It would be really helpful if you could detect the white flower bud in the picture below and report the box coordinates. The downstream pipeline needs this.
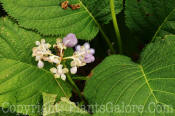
[84,42,90,49]
[41,39,45,44]
[54,74,60,79]
[50,68,57,73]
[35,41,40,45]
[50,65,68,81]
[70,67,77,74]
[38,60,44,68]
[61,74,66,81]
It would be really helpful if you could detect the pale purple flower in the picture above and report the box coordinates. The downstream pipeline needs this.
[84,53,95,63]
[74,42,95,64]
[84,42,90,49]
[89,48,95,55]
[63,33,78,47]
[75,45,81,51]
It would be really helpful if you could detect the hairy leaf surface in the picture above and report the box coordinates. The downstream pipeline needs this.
[84,35,175,115]
[0,18,71,115]
[0,0,123,40]
[43,93,90,116]
[152,9,175,40]
[125,0,175,37]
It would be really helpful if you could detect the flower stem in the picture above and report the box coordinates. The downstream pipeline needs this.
[110,0,122,53]
[66,73,85,102]
[72,76,89,80]
[63,63,85,103]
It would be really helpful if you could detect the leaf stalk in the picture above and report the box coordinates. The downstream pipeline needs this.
[110,0,123,53]
[79,1,116,54]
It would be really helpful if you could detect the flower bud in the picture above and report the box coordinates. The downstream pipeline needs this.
[61,74,66,81]
[84,42,90,49]
[84,54,95,63]
[70,67,77,74]
[63,33,78,47]
[75,45,81,51]
[38,60,44,68]
[89,48,95,55]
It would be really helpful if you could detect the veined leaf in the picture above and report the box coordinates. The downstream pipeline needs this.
[43,93,90,116]
[0,0,123,40]
[152,9,175,41]
[0,17,72,115]
[84,35,175,115]
[125,0,175,36]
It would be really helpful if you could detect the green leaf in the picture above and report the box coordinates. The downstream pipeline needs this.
[0,0,123,40]
[84,35,175,115]
[0,108,16,116]
[0,17,72,115]
[93,112,111,116]
[152,9,175,41]
[43,92,90,116]
[125,0,175,36]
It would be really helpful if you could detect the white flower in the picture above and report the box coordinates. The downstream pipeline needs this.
[32,35,95,79]
[54,38,66,49]
[53,38,67,57]
[70,67,77,74]
[50,64,69,81]
[37,60,44,68]
[70,56,86,67]
[32,39,52,62]
[47,55,61,64]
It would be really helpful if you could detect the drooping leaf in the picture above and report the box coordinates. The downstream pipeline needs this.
[0,0,123,40]
[0,17,72,115]
[84,35,175,116]
[43,93,90,116]
[125,0,175,37]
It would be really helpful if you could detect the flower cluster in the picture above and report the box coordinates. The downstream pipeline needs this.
[32,33,95,81]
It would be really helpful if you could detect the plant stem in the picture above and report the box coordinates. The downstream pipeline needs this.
[79,1,116,54]
[110,0,122,53]
[63,63,85,103]
[72,76,89,80]
[66,73,85,102]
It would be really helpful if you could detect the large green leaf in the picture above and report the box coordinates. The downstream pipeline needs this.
[43,93,90,116]
[0,0,123,40]
[0,17,72,115]
[84,35,175,116]
[152,9,175,41]
[125,0,175,36]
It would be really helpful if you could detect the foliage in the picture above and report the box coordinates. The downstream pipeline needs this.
[0,0,175,116]
[43,92,90,116]
[84,35,175,115]
[125,0,175,37]
[0,0,123,40]
[0,18,71,115]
